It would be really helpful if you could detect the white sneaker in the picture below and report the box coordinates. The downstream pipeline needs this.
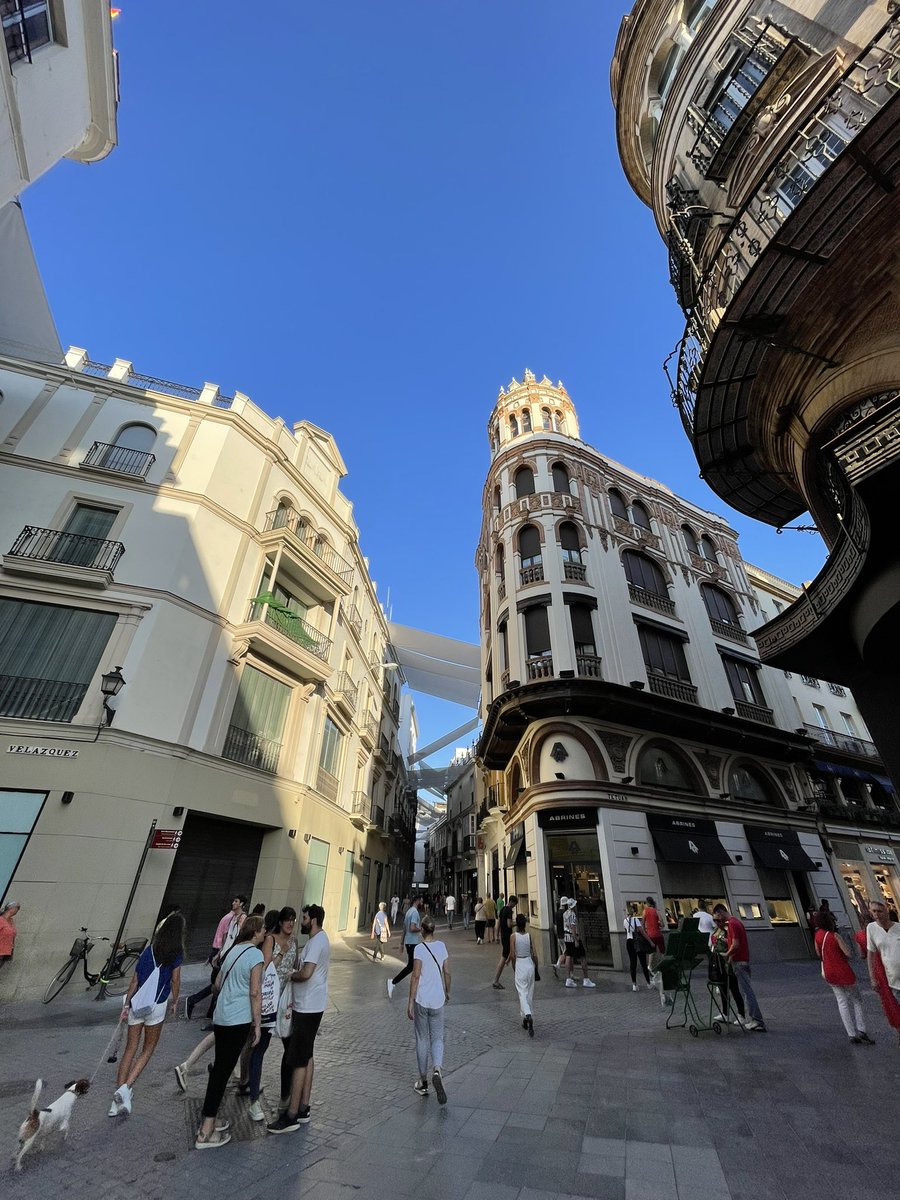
[632,984,638,992]
[386,979,394,1000]
[115,1084,132,1115]
[248,1101,265,1122]
[108,1098,119,1117]
[582,979,596,988]
[565,978,577,988]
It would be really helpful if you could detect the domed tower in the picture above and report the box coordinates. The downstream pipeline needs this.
[477,371,598,711]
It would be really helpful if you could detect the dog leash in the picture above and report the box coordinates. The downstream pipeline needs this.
[89,1014,126,1084]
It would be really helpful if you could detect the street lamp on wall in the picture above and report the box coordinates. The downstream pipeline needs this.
[100,667,126,726]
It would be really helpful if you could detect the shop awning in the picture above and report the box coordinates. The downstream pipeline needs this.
[744,826,817,871]
[504,835,525,869]
[648,814,731,865]
[812,760,896,792]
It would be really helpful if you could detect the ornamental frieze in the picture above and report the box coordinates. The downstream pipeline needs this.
[597,731,633,775]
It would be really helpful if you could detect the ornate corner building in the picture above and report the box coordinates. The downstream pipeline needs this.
[612,1,900,786]
[475,371,900,971]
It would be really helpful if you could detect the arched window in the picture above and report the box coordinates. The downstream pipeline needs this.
[514,466,535,498]
[541,408,552,431]
[684,0,716,33]
[623,550,667,597]
[682,524,700,556]
[729,763,777,806]
[631,500,652,531]
[702,584,740,626]
[519,525,542,569]
[559,522,582,563]
[655,43,684,103]
[556,411,566,434]
[700,534,718,563]
[522,409,532,433]
[551,462,570,493]
[552,410,563,432]
[637,742,697,791]
[99,423,157,475]
[609,489,628,521]
[509,760,523,801]
[493,486,501,512]
[495,543,505,577]
[509,415,519,438]
[272,499,295,529]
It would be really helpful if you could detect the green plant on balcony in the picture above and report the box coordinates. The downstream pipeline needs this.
[250,592,318,652]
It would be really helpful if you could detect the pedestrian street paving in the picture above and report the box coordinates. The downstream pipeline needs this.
[2,924,899,1200]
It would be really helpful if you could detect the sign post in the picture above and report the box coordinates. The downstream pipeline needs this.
[96,819,157,1001]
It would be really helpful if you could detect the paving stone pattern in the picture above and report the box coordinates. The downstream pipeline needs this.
[2,928,899,1199]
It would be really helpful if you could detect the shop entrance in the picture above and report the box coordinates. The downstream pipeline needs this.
[547,834,612,966]
[158,813,265,959]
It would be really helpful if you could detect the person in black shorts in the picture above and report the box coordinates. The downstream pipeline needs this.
[492,895,518,989]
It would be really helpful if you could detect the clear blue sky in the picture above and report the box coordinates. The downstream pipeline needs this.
[23,2,826,756]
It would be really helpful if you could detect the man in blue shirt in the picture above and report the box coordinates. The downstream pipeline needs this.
[387,896,423,999]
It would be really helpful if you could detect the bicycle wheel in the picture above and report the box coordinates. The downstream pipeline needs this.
[104,953,140,997]
[43,957,78,1004]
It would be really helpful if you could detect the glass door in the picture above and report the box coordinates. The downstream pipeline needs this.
[548,834,612,966]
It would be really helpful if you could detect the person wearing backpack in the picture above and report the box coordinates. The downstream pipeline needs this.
[109,912,185,1117]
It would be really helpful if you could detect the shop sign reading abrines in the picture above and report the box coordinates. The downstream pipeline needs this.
[7,744,79,758]
[537,808,599,830]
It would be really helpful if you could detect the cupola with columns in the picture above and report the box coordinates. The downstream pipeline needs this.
[487,370,580,457]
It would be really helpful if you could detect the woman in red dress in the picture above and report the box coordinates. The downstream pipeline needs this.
[815,911,873,1044]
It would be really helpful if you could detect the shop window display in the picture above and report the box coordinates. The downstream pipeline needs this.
[757,866,799,924]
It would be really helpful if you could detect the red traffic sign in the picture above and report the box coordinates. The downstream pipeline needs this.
[151,828,182,850]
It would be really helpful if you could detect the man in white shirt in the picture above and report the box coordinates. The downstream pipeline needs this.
[267,903,330,1135]
[445,893,456,929]
[390,895,400,924]
[692,899,716,936]
[867,900,900,999]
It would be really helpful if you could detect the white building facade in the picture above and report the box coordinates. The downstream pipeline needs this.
[475,372,900,971]
[1,0,117,205]
[0,346,415,999]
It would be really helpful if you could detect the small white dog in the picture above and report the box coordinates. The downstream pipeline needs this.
[15,1078,90,1170]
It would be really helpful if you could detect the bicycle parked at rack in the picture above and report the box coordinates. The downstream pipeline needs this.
[42,927,148,1004]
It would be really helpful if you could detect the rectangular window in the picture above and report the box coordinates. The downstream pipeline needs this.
[638,625,690,682]
[305,836,329,907]
[813,704,829,729]
[319,715,342,777]
[840,712,859,737]
[523,606,551,658]
[569,604,596,656]
[723,657,764,705]
[3,0,53,66]
[223,665,291,772]
[0,789,47,900]
[0,599,116,721]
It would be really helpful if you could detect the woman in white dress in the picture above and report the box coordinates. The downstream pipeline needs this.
[509,914,538,1036]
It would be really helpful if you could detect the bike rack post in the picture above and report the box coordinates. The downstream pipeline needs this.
[96,820,157,1001]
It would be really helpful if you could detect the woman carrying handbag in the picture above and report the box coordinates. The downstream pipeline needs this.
[370,902,391,961]
[509,914,539,1036]
[816,910,873,1045]
[624,904,653,992]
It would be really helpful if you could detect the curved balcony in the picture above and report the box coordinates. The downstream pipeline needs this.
[668,13,900,524]
[261,510,353,600]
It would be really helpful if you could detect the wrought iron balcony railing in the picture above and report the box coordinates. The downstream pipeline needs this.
[334,671,358,710]
[804,724,880,761]
[264,510,353,583]
[735,699,775,726]
[222,725,281,773]
[8,526,125,573]
[81,442,155,478]
[708,616,748,644]
[670,13,900,436]
[351,791,373,822]
[80,360,232,406]
[345,601,363,639]
[0,674,88,722]
[249,602,332,661]
[647,673,698,705]
[628,583,676,617]
[827,682,846,697]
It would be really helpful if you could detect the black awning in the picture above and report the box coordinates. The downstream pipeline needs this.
[504,836,525,869]
[744,826,817,871]
[651,830,732,866]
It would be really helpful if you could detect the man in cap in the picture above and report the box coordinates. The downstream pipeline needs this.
[563,897,595,989]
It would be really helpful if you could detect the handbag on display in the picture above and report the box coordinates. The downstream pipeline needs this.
[275,974,293,1038]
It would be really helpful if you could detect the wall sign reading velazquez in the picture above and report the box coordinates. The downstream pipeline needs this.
[7,745,80,758]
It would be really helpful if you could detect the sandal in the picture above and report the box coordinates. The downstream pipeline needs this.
[195,1130,231,1150]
